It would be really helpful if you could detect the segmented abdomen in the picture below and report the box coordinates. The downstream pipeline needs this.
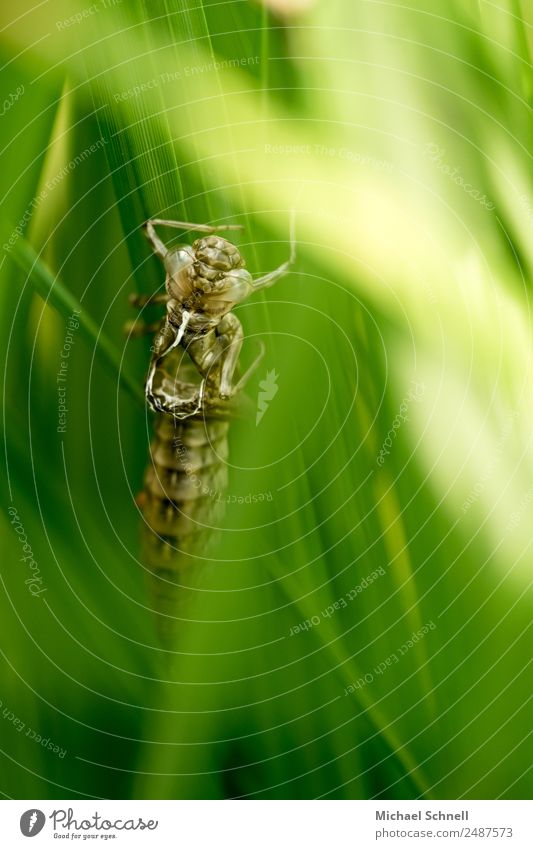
[140,409,230,641]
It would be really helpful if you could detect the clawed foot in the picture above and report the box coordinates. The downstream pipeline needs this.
[219,385,234,401]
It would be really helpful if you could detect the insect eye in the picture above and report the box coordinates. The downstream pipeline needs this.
[164,246,195,276]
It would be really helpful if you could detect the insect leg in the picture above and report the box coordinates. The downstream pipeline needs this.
[232,340,266,393]
[145,319,180,410]
[145,312,192,412]
[143,220,169,261]
[148,218,244,234]
[252,213,296,291]
[128,292,168,308]
[252,259,292,291]
[216,312,244,399]
[124,319,162,338]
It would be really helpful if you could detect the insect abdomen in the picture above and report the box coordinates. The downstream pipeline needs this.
[140,411,230,638]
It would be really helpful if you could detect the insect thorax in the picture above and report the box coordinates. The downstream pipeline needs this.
[164,235,251,325]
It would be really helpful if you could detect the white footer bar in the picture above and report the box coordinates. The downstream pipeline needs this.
[0,799,530,848]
